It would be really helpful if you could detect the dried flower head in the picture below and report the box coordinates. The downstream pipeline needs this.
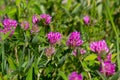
[45,47,55,57]
[21,21,29,30]
[31,25,40,33]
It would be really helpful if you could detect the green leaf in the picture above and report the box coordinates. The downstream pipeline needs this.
[111,53,117,62]
[16,0,21,6]
[96,70,107,80]
[40,5,46,13]
[32,35,40,44]
[7,57,16,70]
[25,56,34,73]
[97,0,102,17]
[62,7,71,17]
[8,8,17,16]
[110,71,120,80]
[111,53,117,60]
[84,54,97,61]
[80,61,90,71]
[26,66,33,80]
[72,3,81,14]
[63,0,72,10]
[58,71,68,80]
[1,31,10,40]
[58,55,66,67]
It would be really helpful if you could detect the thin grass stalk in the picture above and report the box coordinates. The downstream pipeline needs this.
[1,41,5,75]
[104,0,120,70]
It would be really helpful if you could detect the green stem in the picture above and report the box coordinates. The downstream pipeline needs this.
[1,41,5,75]
[104,0,120,70]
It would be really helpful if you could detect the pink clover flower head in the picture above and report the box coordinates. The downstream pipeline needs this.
[32,15,39,24]
[83,15,90,25]
[2,18,17,28]
[68,71,83,80]
[40,14,52,24]
[2,18,17,36]
[21,21,29,30]
[90,40,109,54]
[67,31,83,47]
[100,61,116,76]
[47,32,62,45]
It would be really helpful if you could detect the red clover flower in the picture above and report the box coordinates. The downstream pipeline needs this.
[83,15,90,25]
[100,61,116,76]
[3,18,17,28]
[47,32,62,45]
[2,18,17,36]
[32,15,39,24]
[66,31,83,48]
[40,14,52,24]
[68,71,83,80]
[90,40,109,54]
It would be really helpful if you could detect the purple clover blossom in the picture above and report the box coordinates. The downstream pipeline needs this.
[40,14,52,24]
[21,21,29,30]
[90,40,109,54]
[68,71,83,80]
[83,15,90,25]
[100,61,116,76]
[32,15,39,24]
[47,32,62,45]
[67,31,83,48]
[2,18,17,36]
[3,18,17,28]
